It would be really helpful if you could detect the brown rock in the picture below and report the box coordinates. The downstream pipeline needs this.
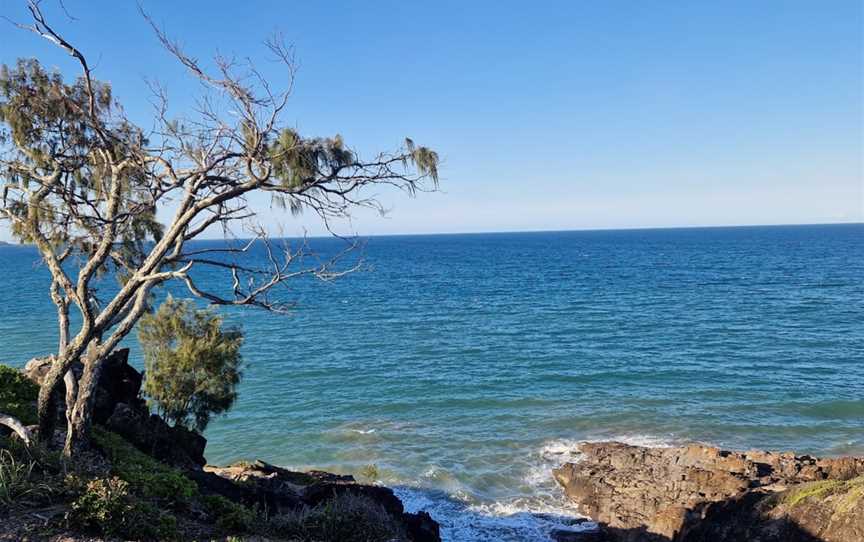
[553,441,864,542]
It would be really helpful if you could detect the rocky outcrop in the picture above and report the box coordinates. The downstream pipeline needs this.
[22,350,207,468]
[105,402,207,469]
[21,354,440,541]
[553,441,864,542]
[23,349,141,425]
[200,460,441,542]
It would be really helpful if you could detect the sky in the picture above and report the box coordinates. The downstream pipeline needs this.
[0,0,862,239]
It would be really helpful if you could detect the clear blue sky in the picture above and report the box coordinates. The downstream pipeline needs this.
[1,0,862,238]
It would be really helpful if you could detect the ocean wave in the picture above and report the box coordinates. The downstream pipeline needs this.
[394,485,594,542]
[389,434,677,541]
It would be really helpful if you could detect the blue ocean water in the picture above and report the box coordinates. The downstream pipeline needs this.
[1,224,862,540]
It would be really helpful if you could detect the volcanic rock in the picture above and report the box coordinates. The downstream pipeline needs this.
[553,441,864,542]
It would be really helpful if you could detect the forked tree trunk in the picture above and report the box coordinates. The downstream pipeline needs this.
[36,354,79,444]
[64,348,105,457]
[64,369,78,439]
[36,363,63,443]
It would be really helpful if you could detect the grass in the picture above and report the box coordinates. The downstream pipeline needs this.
[267,492,406,542]
[201,494,259,532]
[0,448,48,508]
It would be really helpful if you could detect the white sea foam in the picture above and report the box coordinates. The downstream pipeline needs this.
[389,434,675,541]
[348,428,377,435]
[394,485,595,542]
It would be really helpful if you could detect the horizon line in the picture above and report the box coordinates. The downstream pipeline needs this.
[0,220,861,246]
[337,220,864,239]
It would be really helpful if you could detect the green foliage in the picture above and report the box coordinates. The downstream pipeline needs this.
[0,59,161,262]
[68,476,178,540]
[0,364,38,425]
[202,494,258,533]
[71,430,189,539]
[92,427,197,504]
[68,477,133,532]
[267,493,405,542]
[139,297,244,432]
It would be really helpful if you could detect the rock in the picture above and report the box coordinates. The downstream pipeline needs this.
[551,527,606,541]
[553,441,864,542]
[203,460,442,541]
[186,467,284,509]
[91,349,141,424]
[403,510,441,542]
[22,349,206,468]
[22,355,60,385]
[105,402,206,469]
[22,349,140,426]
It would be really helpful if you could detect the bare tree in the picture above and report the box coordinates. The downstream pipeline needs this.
[0,1,439,456]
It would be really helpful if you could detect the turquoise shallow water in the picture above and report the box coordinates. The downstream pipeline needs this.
[1,224,862,540]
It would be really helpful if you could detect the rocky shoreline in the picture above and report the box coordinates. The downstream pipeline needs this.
[7,351,441,542]
[552,441,864,542]
[7,352,863,541]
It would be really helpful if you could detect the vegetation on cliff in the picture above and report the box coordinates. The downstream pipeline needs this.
[0,366,437,541]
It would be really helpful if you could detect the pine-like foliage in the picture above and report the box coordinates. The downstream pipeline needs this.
[138,298,244,432]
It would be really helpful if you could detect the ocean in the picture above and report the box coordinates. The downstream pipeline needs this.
[1,224,862,540]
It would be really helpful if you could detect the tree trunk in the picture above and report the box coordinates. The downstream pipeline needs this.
[63,369,78,439]
[36,365,62,444]
[64,349,105,457]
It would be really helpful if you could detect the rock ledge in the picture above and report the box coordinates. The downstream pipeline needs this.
[553,441,864,542]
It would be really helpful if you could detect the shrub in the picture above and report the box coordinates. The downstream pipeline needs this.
[138,297,244,432]
[68,476,178,540]
[0,364,38,425]
[202,494,258,533]
[268,493,406,542]
[68,477,133,532]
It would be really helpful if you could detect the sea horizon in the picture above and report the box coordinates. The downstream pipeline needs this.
[2,220,862,246]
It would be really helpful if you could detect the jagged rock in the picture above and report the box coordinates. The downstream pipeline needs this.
[186,467,282,509]
[203,460,442,541]
[553,441,864,542]
[403,510,441,542]
[22,349,139,425]
[23,350,206,468]
[91,349,141,424]
[105,402,206,469]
